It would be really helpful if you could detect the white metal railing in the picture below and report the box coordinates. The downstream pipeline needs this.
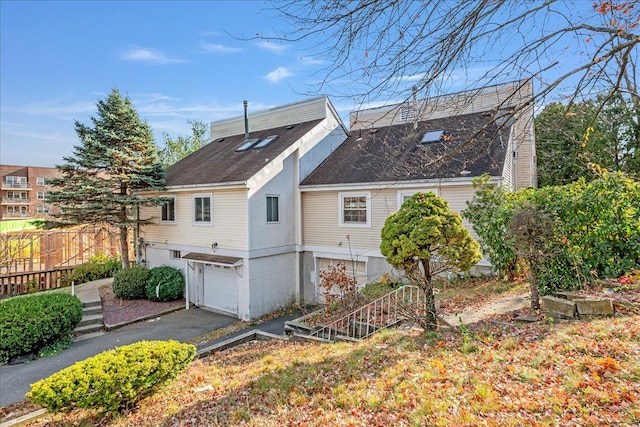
[2,197,31,204]
[1,182,31,189]
[310,285,427,341]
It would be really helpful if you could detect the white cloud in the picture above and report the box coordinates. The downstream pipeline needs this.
[255,40,287,54]
[121,47,189,64]
[200,42,242,53]
[265,67,293,83]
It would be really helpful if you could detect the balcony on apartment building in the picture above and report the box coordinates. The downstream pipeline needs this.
[1,196,31,204]
[1,181,32,190]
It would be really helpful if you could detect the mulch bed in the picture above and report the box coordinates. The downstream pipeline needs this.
[98,284,185,326]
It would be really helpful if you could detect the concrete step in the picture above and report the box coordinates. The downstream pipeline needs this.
[77,313,104,328]
[73,323,104,335]
[81,299,102,309]
[82,305,103,316]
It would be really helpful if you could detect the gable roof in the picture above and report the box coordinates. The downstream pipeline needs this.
[301,110,511,186]
[166,119,323,187]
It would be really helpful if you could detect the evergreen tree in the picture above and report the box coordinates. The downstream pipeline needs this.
[380,192,482,330]
[44,89,165,269]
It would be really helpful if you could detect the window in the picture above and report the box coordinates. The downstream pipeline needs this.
[266,195,279,223]
[37,191,48,200]
[193,194,212,224]
[421,130,444,144]
[37,205,50,214]
[5,176,27,188]
[397,189,438,209]
[7,191,28,201]
[36,177,47,186]
[339,192,370,227]
[161,198,176,222]
[171,250,182,259]
[254,135,279,149]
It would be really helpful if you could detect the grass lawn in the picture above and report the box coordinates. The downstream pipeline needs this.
[21,279,640,427]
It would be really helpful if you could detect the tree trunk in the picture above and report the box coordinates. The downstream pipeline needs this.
[120,226,130,269]
[405,259,438,331]
[529,262,540,311]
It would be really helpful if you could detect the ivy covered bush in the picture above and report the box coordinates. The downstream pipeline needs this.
[112,264,149,299]
[27,340,196,413]
[71,254,121,284]
[146,266,185,302]
[0,293,82,364]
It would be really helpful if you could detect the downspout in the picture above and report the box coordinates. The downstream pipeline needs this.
[294,149,302,305]
[184,260,190,310]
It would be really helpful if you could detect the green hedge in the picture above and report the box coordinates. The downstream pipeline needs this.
[0,293,83,364]
[27,340,196,413]
[71,254,121,284]
[112,265,149,299]
[146,266,184,302]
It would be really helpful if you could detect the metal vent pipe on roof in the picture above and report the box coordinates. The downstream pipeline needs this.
[243,100,249,142]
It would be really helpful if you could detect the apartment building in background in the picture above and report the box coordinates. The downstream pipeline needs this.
[0,165,61,223]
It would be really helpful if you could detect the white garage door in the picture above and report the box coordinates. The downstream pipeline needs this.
[203,265,238,315]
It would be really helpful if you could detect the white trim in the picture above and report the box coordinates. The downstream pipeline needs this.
[338,191,371,228]
[192,193,213,225]
[160,196,177,223]
[301,176,502,192]
[312,251,369,263]
[397,188,439,210]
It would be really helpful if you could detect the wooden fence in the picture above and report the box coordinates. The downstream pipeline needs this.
[0,267,75,298]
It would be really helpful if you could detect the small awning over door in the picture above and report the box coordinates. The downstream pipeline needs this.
[182,252,242,267]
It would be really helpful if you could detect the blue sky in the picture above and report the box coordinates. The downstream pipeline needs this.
[1,1,349,167]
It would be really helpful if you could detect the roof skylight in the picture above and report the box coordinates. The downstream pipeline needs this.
[421,130,444,144]
[253,135,279,149]
[236,138,261,152]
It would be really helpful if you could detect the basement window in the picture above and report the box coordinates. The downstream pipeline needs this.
[421,130,444,144]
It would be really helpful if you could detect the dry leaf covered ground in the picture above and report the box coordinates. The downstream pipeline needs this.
[21,281,640,427]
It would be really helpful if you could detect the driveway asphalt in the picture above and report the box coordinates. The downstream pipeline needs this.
[0,308,236,408]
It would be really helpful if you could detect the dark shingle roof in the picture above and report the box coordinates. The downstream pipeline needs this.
[166,119,323,187]
[301,110,510,186]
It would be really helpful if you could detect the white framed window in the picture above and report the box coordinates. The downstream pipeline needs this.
[36,177,47,186]
[37,191,48,200]
[266,195,279,223]
[161,197,176,222]
[37,205,50,214]
[171,250,181,259]
[339,192,371,227]
[397,189,439,209]
[193,194,212,224]
[5,176,27,188]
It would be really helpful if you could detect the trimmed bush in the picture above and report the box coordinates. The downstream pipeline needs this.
[146,266,184,302]
[0,293,82,365]
[27,340,196,413]
[71,254,121,284]
[112,265,149,299]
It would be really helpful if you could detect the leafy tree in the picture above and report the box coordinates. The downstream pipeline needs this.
[536,94,640,186]
[43,89,166,269]
[380,192,482,330]
[159,120,208,167]
[268,1,638,142]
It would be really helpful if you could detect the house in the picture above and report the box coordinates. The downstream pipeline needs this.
[0,165,61,226]
[298,81,536,303]
[139,96,347,320]
[141,81,536,319]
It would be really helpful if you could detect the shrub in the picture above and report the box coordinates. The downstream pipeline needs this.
[112,265,149,299]
[0,293,82,364]
[27,340,196,413]
[71,254,121,284]
[146,266,184,302]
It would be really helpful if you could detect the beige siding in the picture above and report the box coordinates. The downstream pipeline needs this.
[512,104,537,189]
[141,189,248,250]
[303,185,479,251]
[211,97,328,139]
[351,81,533,130]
